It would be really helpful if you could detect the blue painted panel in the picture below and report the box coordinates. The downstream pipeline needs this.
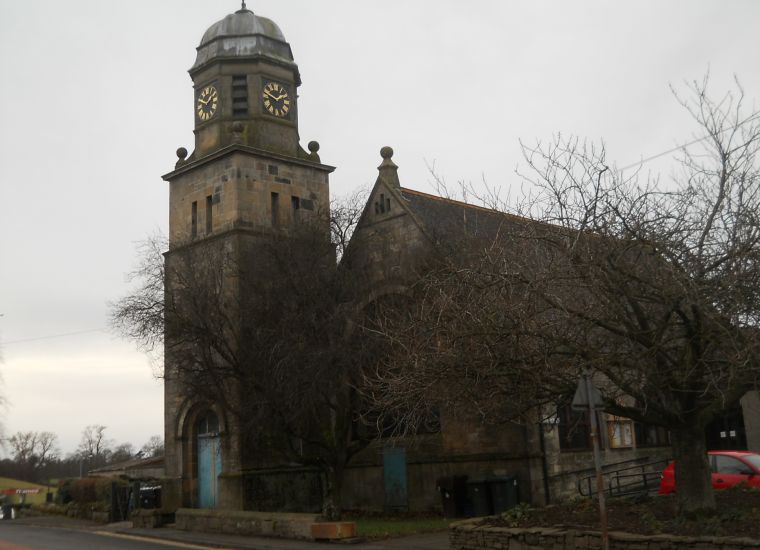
[198,435,221,508]
[383,447,408,510]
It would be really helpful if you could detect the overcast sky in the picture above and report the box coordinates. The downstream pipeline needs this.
[1,0,759,455]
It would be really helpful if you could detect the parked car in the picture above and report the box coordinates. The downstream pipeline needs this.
[659,450,760,494]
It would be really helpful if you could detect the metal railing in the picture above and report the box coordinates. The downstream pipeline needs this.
[577,457,671,498]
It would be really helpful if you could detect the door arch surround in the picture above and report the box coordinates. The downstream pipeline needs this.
[175,401,227,508]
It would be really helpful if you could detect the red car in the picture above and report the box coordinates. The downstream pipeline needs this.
[659,451,760,494]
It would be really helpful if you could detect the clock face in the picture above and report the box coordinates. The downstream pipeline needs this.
[196,85,219,121]
[262,81,291,118]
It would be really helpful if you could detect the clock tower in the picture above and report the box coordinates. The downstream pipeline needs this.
[162,3,334,510]
[188,2,308,159]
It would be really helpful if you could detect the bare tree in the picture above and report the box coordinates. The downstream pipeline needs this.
[112,197,378,520]
[34,431,59,469]
[8,431,37,465]
[110,235,166,371]
[369,77,760,514]
[6,430,60,480]
[140,435,164,458]
[109,442,135,463]
[330,188,368,261]
[77,425,112,467]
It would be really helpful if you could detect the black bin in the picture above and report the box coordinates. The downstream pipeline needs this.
[465,479,491,517]
[139,486,162,509]
[489,475,519,514]
[437,476,467,518]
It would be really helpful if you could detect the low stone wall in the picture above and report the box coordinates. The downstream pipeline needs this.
[175,508,319,539]
[91,511,110,523]
[450,519,760,549]
[130,509,175,528]
[241,468,322,513]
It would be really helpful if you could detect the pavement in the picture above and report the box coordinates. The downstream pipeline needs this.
[12,515,450,550]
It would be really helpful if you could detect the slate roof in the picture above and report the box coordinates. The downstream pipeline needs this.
[398,187,529,243]
[89,455,164,475]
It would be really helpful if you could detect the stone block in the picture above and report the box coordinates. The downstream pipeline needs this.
[130,509,173,529]
[310,521,357,540]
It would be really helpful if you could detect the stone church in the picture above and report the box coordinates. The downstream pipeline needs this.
[161,5,760,514]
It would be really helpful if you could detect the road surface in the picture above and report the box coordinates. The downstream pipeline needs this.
[0,523,228,550]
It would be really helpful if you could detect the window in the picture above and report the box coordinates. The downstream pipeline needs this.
[634,422,669,447]
[713,455,754,475]
[417,408,441,434]
[607,416,633,448]
[268,164,278,176]
[197,411,220,435]
[206,195,213,234]
[232,75,248,116]
[557,405,592,451]
[191,201,198,238]
[271,192,279,227]
[291,196,300,223]
[375,194,389,215]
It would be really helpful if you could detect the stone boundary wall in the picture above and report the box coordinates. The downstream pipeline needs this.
[130,509,175,528]
[450,519,760,549]
[175,508,319,539]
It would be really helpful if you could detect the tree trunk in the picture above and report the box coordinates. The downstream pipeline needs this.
[671,425,715,514]
[321,465,344,521]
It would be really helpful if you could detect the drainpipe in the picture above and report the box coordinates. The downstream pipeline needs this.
[538,422,551,505]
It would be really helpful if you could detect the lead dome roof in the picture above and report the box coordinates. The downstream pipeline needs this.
[190,7,296,75]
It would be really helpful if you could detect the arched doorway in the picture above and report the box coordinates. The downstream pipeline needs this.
[197,411,222,508]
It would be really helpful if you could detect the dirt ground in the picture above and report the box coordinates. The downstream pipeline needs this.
[483,486,760,539]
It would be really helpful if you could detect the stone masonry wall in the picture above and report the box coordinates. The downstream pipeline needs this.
[742,391,760,452]
[450,521,760,549]
[168,150,329,247]
[175,508,319,539]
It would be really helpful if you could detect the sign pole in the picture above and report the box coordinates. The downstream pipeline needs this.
[572,371,608,550]
[585,373,609,550]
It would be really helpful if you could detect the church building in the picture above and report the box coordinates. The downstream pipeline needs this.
[160,4,758,515]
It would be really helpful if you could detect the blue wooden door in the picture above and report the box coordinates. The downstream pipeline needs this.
[198,434,221,508]
[383,446,408,510]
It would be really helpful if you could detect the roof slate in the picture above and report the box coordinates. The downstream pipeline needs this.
[399,187,527,243]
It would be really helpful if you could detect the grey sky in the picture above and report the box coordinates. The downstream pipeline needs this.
[1,0,759,454]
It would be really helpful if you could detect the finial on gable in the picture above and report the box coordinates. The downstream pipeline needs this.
[377,146,400,188]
